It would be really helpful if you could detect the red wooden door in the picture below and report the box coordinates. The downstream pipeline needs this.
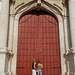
[16,10,61,75]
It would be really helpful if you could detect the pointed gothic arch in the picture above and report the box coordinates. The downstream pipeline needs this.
[9,1,66,75]
[17,9,61,75]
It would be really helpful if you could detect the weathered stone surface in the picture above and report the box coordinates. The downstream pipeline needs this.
[0,0,75,75]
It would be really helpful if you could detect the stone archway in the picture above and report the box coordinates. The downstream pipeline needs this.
[9,1,66,75]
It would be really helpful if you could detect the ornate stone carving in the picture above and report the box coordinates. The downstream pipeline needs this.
[65,48,75,56]
[10,0,15,5]
[36,0,41,11]
[6,49,14,57]
[70,48,75,54]
[62,0,68,7]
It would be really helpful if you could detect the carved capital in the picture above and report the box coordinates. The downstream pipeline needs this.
[6,49,14,57]
[70,48,75,54]
[10,0,15,5]
[65,48,75,56]
[62,0,68,7]
[65,49,72,56]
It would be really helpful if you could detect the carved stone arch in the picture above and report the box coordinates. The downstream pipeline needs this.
[14,0,63,20]
[10,1,66,75]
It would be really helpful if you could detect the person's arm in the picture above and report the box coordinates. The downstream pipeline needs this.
[34,62,36,69]
[40,64,43,68]
[42,64,43,68]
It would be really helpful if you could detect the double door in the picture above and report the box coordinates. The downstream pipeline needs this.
[17,10,61,75]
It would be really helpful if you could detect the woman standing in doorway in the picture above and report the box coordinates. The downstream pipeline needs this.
[32,58,36,75]
[37,60,43,75]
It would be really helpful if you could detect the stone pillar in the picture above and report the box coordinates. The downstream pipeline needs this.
[63,1,70,75]
[8,4,15,75]
[68,0,75,75]
[0,0,9,75]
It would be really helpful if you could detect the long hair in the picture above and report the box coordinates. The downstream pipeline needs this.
[37,60,41,64]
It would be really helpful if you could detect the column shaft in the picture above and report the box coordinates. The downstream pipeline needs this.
[69,0,75,48]
[0,0,9,75]
[68,0,75,75]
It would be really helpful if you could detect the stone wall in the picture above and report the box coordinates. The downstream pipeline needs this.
[0,0,75,75]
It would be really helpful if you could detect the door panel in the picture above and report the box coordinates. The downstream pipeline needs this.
[17,10,61,75]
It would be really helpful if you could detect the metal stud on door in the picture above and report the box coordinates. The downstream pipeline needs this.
[17,10,61,75]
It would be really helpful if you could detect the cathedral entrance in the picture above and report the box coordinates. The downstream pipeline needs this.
[16,10,61,75]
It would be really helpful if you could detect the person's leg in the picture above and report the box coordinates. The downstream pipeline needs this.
[36,72,38,75]
[39,70,42,75]
[34,70,36,75]
[40,71,42,75]
[38,71,39,75]
[32,69,36,75]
